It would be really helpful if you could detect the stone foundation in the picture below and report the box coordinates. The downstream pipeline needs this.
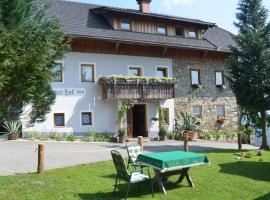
[173,59,240,131]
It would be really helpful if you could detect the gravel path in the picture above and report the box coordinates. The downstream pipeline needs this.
[0,139,258,176]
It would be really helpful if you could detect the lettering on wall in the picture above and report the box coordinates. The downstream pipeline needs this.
[53,88,86,96]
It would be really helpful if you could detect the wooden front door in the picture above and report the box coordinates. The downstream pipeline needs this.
[128,104,147,138]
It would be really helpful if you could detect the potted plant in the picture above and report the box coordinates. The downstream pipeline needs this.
[118,128,126,143]
[175,112,202,151]
[159,127,167,141]
[157,104,168,141]
[216,117,225,124]
[3,121,22,140]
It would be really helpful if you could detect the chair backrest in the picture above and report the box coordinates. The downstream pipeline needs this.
[111,150,130,181]
[127,145,142,164]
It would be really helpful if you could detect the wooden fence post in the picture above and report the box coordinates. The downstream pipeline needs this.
[138,136,144,151]
[184,132,189,152]
[37,144,45,174]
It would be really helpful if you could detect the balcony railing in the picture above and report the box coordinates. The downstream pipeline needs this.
[99,76,176,100]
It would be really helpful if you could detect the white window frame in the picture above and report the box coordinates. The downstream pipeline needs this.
[216,105,225,118]
[192,105,202,118]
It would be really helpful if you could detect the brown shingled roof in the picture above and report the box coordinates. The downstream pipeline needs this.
[48,0,234,52]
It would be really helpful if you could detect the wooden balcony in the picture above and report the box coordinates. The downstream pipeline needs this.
[99,76,176,100]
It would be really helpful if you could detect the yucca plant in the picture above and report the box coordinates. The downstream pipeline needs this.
[3,121,22,140]
[175,112,202,151]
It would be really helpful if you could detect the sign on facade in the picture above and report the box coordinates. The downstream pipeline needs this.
[53,88,86,96]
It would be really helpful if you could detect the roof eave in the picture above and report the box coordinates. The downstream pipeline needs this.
[67,34,232,53]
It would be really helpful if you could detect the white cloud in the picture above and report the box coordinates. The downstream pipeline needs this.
[161,0,194,10]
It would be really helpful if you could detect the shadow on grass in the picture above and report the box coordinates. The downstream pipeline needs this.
[219,161,270,182]
[254,193,270,200]
[78,182,155,200]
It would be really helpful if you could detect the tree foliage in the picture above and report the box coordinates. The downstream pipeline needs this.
[228,0,270,149]
[0,0,68,126]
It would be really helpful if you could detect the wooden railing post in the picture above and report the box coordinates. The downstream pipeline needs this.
[138,136,144,151]
[37,144,45,174]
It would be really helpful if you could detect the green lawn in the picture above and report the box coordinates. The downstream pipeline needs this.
[0,150,269,200]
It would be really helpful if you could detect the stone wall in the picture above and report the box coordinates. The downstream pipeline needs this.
[173,59,239,131]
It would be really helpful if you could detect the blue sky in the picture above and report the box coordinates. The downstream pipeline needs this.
[68,0,270,34]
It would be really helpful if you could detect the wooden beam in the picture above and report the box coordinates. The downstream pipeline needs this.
[115,42,120,53]
[203,50,208,59]
[163,46,168,56]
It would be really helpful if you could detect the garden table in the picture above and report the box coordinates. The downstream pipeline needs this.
[136,151,210,195]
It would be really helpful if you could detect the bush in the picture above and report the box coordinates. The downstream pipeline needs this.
[50,132,63,141]
[66,134,76,142]
[167,132,176,140]
[82,132,113,142]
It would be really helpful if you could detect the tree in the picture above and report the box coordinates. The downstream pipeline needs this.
[0,0,68,126]
[228,0,270,150]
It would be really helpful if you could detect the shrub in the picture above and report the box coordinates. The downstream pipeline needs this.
[167,132,176,140]
[66,134,76,142]
[50,132,63,141]
[82,132,113,142]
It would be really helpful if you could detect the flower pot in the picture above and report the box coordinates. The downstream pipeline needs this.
[119,136,125,143]
[159,135,167,141]
[8,133,20,140]
[188,131,198,141]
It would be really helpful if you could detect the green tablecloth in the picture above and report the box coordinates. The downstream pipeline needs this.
[137,151,210,172]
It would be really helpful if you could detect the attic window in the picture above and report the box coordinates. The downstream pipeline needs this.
[120,20,131,31]
[157,25,167,35]
[188,31,197,38]
[175,26,184,37]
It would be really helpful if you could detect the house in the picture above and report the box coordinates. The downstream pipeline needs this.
[24,0,239,137]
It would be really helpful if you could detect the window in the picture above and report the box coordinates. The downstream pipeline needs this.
[120,20,131,31]
[81,112,92,126]
[188,31,197,38]
[129,66,142,76]
[163,108,170,125]
[193,106,202,118]
[156,67,168,78]
[81,64,94,82]
[216,106,225,118]
[215,71,224,86]
[175,26,184,37]
[190,69,200,86]
[52,63,63,82]
[54,113,65,127]
[157,25,167,35]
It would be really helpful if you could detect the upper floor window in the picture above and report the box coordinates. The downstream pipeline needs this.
[120,20,131,31]
[215,71,224,86]
[81,64,95,82]
[129,66,142,76]
[52,63,63,82]
[188,31,197,38]
[217,105,225,118]
[156,67,168,78]
[54,113,65,127]
[193,105,202,118]
[190,69,200,86]
[175,26,184,37]
[157,25,167,35]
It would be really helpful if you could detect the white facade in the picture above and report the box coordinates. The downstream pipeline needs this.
[24,52,175,137]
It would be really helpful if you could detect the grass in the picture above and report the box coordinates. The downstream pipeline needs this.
[0,150,269,200]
